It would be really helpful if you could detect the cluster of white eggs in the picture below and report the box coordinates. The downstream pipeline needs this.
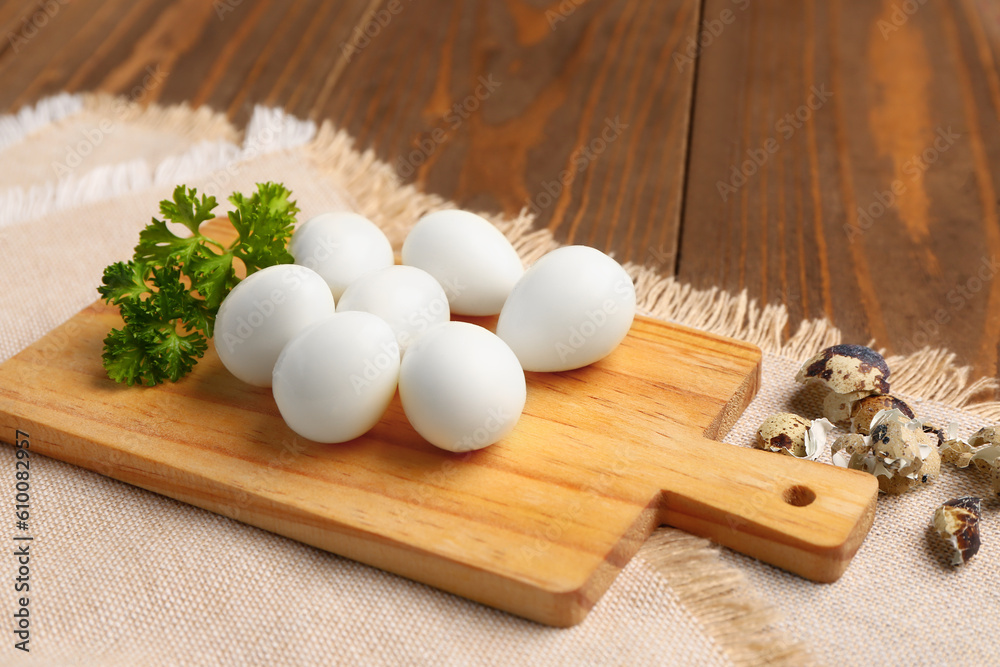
[214,209,636,452]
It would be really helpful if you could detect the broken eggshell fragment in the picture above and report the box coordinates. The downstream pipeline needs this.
[941,423,1000,476]
[872,410,939,493]
[805,418,835,461]
[837,409,939,494]
[822,390,874,427]
[831,433,870,468]
[757,413,809,456]
[942,423,1000,494]
[933,497,982,566]
[938,422,974,468]
[796,344,891,395]
[755,414,831,460]
[850,394,914,435]
[921,422,946,448]
[970,443,1000,475]
[969,424,1000,448]
[941,439,975,469]
[967,424,1000,472]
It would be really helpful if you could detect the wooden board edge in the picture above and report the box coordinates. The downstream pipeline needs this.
[701,341,762,441]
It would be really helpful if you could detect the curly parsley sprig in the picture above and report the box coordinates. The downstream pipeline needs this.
[99,183,299,386]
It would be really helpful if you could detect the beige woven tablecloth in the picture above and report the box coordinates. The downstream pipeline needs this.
[0,95,996,666]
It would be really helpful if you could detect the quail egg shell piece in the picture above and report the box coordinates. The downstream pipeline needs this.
[933,497,982,566]
[215,264,336,387]
[336,265,450,353]
[399,322,526,452]
[290,211,394,299]
[803,418,835,461]
[831,433,871,468]
[401,209,523,316]
[850,394,914,435]
[272,312,400,444]
[795,344,891,395]
[822,390,872,426]
[496,245,636,372]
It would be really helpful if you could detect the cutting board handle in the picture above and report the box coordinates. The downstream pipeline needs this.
[650,437,878,582]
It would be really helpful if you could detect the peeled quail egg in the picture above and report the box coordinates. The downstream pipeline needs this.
[496,246,636,372]
[401,209,523,316]
[272,312,400,443]
[399,322,525,452]
[290,211,394,299]
[215,264,336,387]
[336,265,449,352]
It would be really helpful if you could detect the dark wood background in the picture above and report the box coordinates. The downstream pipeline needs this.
[2,0,999,384]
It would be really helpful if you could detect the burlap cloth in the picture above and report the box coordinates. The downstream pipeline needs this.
[0,95,996,665]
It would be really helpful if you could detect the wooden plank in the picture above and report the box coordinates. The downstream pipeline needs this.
[0,0,373,110]
[0,0,699,272]
[679,0,1000,381]
[318,0,701,267]
[0,232,878,624]
[4,0,1000,380]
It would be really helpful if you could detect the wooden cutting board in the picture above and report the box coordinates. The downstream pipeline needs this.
[0,260,878,628]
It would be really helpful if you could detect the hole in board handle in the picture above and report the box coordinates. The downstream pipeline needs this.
[783,485,816,507]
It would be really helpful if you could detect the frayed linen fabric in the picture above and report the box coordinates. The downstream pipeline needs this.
[0,94,997,666]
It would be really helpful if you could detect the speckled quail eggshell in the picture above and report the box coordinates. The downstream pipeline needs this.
[795,344,891,394]
[850,394,914,434]
[921,446,941,484]
[941,439,975,468]
[831,433,870,467]
[399,322,526,452]
[336,265,449,352]
[495,246,636,372]
[401,210,523,316]
[756,413,811,457]
[934,497,983,565]
[215,264,336,387]
[822,390,872,426]
[836,433,870,455]
[969,425,1000,448]
[290,211,394,299]
[272,312,400,443]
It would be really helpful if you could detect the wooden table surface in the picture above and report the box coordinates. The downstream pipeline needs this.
[2,0,999,385]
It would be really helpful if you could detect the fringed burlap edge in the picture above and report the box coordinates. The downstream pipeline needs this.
[302,121,1000,420]
[301,121,1000,666]
[13,93,1000,666]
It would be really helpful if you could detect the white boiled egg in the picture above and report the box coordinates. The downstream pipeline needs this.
[401,209,523,316]
[272,312,400,443]
[290,211,394,299]
[215,264,336,387]
[336,265,449,353]
[399,322,525,452]
[496,245,636,372]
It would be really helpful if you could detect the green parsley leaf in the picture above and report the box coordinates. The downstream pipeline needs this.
[99,182,299,385]
[228,183,298,274]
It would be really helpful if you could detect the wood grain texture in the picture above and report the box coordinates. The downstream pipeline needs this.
[3,2,999,377]
[0,0,699,271]
[320,0,700,268]
[679,0,1000,381]
[0,269,877,626]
